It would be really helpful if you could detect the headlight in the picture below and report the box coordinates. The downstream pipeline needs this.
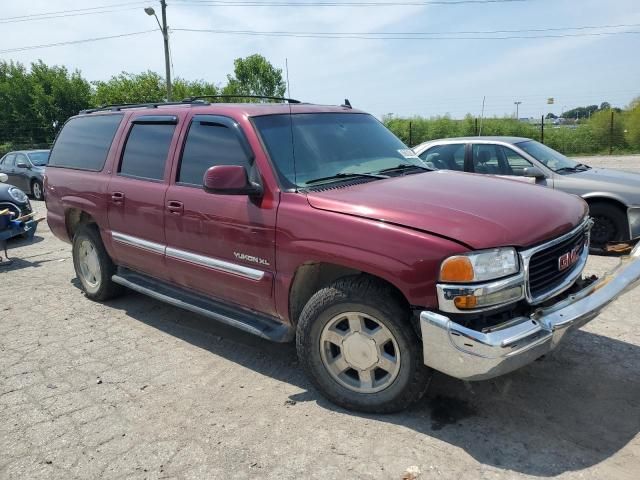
[440,248,519,283]
[8,187,28,204]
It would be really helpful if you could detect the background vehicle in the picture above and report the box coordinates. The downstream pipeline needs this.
[45,99,640,413]
[413,137,640,248]
[0,149,50,200]
[0,172,33,220]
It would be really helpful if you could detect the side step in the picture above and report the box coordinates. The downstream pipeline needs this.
[112,268,294,342]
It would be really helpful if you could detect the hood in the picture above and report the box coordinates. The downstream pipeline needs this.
[306,171,587,250]
[568,167,640,201]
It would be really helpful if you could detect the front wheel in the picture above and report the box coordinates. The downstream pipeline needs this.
[31,180,44,201]
[589,202,628,248]
[296,276,431,413]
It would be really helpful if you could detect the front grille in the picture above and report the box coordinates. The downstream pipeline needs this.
[527,225,588,299]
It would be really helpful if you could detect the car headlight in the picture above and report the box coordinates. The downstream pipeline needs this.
[440,247,519,283]
[8,187,28,204]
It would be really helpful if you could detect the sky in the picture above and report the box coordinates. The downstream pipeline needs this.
[1,0,640,119]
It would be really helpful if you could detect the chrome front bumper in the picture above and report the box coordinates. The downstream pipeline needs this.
[419,243,640,381]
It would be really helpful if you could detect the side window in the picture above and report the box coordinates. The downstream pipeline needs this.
[419,144,465,171]
[178,117,252,186]
[472,144,504,174]
[2,154,16,167]
[119,123,176,181]
[48,114,123,171]
[15,154,28,167]
[500,146,534,176]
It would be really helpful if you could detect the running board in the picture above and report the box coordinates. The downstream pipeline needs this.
[112,268,294,342]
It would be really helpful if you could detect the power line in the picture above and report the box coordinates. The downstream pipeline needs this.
[0,2,148,21]
[173,27,640,40]
[174,0,528,4]
[0,6,148,25]
[0,31,157,54]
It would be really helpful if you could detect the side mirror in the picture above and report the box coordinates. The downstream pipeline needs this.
[522,166,545,179]
[16,161,29,169]
[0,173,7,183]
[203,165,263,196]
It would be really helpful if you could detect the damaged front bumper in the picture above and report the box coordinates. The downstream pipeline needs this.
[419,243,640,381]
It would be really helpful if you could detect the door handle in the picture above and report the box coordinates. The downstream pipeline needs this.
[111,192,125,205]
[167,200,184,215]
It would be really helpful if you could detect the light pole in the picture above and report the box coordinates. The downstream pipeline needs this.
[514,101,522,120]
[145,1,172,101]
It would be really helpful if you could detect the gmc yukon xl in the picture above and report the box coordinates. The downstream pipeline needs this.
[45,98,640,412]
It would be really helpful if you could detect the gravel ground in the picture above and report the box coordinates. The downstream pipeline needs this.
[1,155,639,479]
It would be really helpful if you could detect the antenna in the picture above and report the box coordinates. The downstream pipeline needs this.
[342,99,352,109]
[285,58,292,99]
[478,95,486,136]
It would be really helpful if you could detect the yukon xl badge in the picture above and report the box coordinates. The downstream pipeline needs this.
[558,244,582,272]
[234,252,270,267]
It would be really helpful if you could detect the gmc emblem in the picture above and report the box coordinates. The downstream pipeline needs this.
[558,244,582,271]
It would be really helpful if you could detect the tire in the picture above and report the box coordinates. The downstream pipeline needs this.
[296,275,431,413]
[589,202,628,248]
[31,180,44,201]
[72,224,123,301]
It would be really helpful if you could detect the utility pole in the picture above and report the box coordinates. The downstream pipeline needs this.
[145,1,172,101]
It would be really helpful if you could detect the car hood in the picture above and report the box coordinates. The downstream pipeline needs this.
[568,167,640,197]
[306,171,587,250]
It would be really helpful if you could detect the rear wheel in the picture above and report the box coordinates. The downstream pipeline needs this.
[589,202,628,248]
[72,224,123,301]
[31,180,44,201]
[296,276,431,413]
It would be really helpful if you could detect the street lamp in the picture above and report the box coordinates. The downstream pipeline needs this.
[145,2,172,101]
[514,101,522,120]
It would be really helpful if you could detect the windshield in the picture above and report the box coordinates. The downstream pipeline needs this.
[515,140,578,173]
[27,151,50,166]
[253,113,427,188]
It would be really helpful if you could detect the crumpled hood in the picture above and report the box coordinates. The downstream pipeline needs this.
[306,171,587,250]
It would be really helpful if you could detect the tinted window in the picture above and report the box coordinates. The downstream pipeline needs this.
[178,118,251,185]
[119,123,175,180]
[49,115,123,171]
[27,151,50,166]
[15,154,29,166]
[419,144,465,171]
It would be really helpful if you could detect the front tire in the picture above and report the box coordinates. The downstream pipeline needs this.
[72,224,123,301]
[589,202,628,248]
[31,180,44,201]
[296,276,431,413]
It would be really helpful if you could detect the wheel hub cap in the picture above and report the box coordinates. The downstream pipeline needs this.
[319,312,401,394]
[342,333,378,371]
[78,240,100,288]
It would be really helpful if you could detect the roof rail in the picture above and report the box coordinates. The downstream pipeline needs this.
[182,95,301,104]
[79,101,192,114]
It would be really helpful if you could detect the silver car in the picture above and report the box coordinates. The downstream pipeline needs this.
[413,137,640,248]
[0,149,49,201]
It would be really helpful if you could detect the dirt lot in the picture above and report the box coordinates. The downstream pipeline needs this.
[1,155,639,479]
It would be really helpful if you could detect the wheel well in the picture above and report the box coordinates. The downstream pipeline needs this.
[65,208,96,240]
[288,262,409,324]
[584,196,627,214]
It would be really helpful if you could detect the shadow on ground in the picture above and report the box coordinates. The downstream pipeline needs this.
[102,288,639,477]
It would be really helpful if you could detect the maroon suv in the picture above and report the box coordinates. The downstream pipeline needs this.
[45,98,640,412]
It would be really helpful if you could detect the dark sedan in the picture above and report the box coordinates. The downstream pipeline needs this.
[0,149,49,200]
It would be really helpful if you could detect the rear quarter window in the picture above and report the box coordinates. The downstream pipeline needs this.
[48,114,123,171]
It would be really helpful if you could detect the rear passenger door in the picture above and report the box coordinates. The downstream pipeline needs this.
[107,115,180,280]
[163,114,277,315]
[0,154,16,185]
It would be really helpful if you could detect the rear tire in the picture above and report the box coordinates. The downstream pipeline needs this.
[589,202,628,248]
[72,224,123,301]
[296,275,431,413]
[31,180,44,201]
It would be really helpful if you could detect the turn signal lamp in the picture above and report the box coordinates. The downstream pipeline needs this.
[440,256,474,282]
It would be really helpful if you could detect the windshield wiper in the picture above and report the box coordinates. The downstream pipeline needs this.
[304,172,389,186]
[554,166,579,173]
[574,163,591,170]
[374,163,431,175]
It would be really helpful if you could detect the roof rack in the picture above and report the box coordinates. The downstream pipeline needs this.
[79,95,302,114]
[79,101,192,114]
[182,95,301,104]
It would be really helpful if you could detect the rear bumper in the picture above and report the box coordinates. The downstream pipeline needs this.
[419,243,640,380]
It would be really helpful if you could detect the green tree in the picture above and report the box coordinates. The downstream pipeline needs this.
[588,109,626,150]
[625,97,640,149]
[223,54,286,99]
[91,71,165,106]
